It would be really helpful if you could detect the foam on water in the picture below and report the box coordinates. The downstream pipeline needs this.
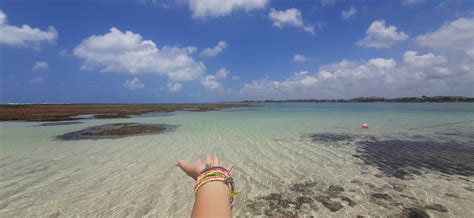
[0,103,473,217]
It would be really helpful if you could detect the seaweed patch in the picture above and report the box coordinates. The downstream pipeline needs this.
[356,138,474,179]
[308,133,355,143]
[56,123,177,140]
[246,181,356,216]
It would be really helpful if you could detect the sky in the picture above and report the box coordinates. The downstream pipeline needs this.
[0,0,473,103]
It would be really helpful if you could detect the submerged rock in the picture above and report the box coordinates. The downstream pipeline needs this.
[246,181,351,215]
[308,133,354,143]
[340,196,357,206]
[400,207,430,218]
[315,195,343,212]
[56,123,177,140]
[425,204,448,213]
[371,192,393,201]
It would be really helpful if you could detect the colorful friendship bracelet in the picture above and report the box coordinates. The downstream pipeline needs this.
[197,169,230,181]
[194,166,239,205]
[194,177,227,193]
[199,166,231,175]
[194,175,226,189]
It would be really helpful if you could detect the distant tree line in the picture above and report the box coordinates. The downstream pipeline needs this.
[243,96,474,103]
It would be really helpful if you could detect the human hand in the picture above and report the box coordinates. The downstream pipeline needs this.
[176,155,233,180]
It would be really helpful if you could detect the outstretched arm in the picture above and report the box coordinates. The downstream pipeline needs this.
[176,156,233,218]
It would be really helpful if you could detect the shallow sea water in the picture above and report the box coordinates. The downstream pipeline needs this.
[0,103,473,217]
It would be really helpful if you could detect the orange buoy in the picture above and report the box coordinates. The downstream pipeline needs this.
[361,123,369,129]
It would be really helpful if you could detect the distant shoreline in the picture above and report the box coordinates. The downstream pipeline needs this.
[243,96,474,103]
[0,103,255,122]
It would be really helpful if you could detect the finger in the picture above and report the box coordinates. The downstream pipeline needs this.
[214,156,219,166]
[176,160,190,172]
[206,155,212,165]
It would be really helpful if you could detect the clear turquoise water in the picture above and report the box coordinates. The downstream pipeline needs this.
[0,103,473,217]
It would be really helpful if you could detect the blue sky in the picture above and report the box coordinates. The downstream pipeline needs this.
[0,0,473,103]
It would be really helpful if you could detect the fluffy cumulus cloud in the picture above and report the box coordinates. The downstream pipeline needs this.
[403,51,452,78]
[414,17,474,80]
[216,67,230,79]
[200,67,234,91]
[341,6,357,20]
[201,74,222,91]
[269,8,315,34]
[0,10,58,47]
[167,82,183,92]
[367,58,396,69]
[189,0,268,18]
[73,27,205,82]
[403,51,446,68]
[32,61,48,72]
[416,18,474,54]
[200,40,227,57]
[123,77,145,90]
[240,45,473,99]
[293,54,308,62]
[240,71,319,99]
[357,20,408,48]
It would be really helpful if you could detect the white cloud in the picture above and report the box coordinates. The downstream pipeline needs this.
[403,51,456,79]
[216,67,230,79]
[189,0,268,18]
[186,46,198,54]
[0,10,58,47]
[200,40,227,57]
[239,51,473,100]
[32,61,48,72]
[269,8,315,34]
[123,77,145,90]
[231,75,240,80]
[367,58,396,69]
[357,20,408,48]
[201,74,222,90]
[293,54,308,62]
[167,82,183,92]
[415,18,474,53]
[240,71,319,99]
[73,27,205,82]
[320,0,335,7]
[413,17,474,80]
[341,6,357,20]
[402,0,424,5]
[403,51,447,68]
[240,18,474,100]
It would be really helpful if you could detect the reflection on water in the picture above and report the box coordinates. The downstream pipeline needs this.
[0,103,473,217]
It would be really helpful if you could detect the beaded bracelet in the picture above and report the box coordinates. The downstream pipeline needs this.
[198,166,232,176]
[194,167,239,205]
[197,169,230,181]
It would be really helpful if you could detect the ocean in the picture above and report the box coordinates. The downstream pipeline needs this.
[1,103,473,217]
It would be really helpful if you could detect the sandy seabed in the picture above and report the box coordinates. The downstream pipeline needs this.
[1,103,473,217]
